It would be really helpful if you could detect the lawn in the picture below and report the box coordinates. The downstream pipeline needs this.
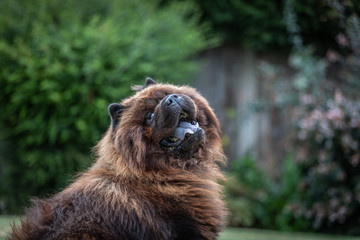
[219,228,360,240]
[1,215,360,240]
[0,216,20,240]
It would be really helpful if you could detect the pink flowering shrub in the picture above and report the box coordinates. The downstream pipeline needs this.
[281,0,360,233]
[290,89,360,233]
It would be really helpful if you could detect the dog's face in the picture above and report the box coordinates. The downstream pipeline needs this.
[107,78,223,172]
[147,92,205,157]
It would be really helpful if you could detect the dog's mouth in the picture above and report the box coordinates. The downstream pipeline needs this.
[160,111,204,156]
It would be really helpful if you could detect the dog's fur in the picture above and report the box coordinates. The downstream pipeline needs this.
[10,78,227,240]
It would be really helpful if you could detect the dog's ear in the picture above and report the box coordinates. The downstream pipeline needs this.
[144,77,156,86]
[108,103,125,129]
[131,77,157,91]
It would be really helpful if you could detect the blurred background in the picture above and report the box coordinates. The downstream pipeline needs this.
[1,0,360,238]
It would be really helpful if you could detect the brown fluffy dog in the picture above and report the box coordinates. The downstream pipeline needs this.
[11,78,227,240]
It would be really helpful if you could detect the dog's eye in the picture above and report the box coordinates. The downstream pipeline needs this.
[145,112,154,124]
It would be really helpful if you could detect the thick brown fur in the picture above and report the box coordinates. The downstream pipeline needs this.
[10,80,227,240]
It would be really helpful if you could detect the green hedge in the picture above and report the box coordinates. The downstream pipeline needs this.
[0,0,211,213]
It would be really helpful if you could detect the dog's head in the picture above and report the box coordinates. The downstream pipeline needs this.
[100,78,224,173]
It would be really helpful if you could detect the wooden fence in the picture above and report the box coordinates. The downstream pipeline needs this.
[194,46,294,177]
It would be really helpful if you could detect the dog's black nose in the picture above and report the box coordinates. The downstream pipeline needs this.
[165,94,180,106]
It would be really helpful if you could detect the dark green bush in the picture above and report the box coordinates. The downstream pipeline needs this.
[225,155,267,227]
[0,0,212,213]
[225,155,305,231]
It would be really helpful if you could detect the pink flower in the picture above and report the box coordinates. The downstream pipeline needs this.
[336,33,349,47]
[300,94,314,105]
[326,50,340,62]
[334,89,344,104]
[327,107,344,121]
[350,153,360,167]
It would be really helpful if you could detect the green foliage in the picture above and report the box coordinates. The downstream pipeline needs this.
[195,0,288,51]
[0,0,212,213]
[225,155,267,227]
[191,0,357,52]
[225,155,306,231]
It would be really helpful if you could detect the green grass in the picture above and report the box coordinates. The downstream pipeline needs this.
[1,216,359,240]
[219,228,360,240]
[0,216,21,240]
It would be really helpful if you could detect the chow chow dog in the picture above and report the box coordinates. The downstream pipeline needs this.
[11,78,227,240]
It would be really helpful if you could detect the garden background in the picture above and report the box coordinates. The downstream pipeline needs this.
[1,0,360,238]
